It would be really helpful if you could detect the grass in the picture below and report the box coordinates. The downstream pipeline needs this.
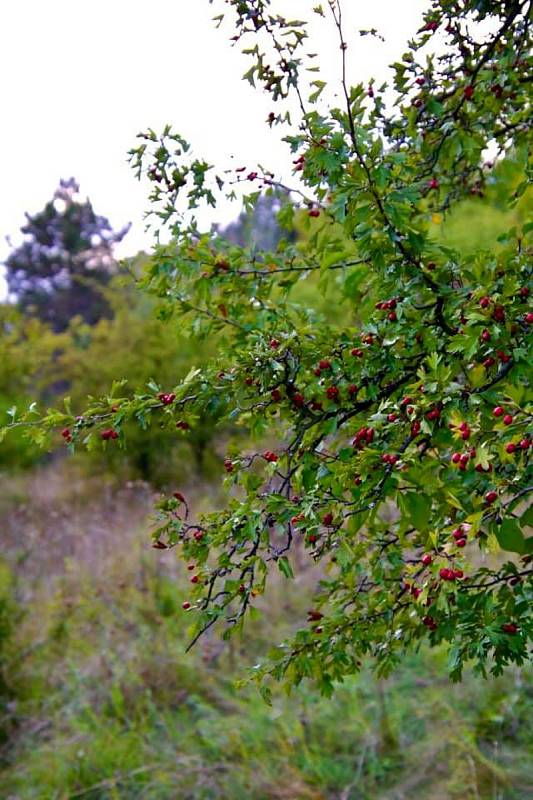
[1,464,532,799]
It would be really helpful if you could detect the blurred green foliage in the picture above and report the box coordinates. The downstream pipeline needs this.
[0,267,223,485]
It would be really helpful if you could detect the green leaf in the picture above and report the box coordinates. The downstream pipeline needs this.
[400,492,432,532]
[309,80,326,102]
[495,519,527,554]
[278,556,294,580]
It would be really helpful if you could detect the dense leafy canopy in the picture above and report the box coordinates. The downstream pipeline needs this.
[3,0,532,693]
[5,178,129,332]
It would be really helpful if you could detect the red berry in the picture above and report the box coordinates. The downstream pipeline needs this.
[158,392,176,406]
[479,296,491,308]
[348,384,358,396]
[224,459,234,473]
[416,77,426,86]
[308,208,320,218]
[492,305,505,322]
[485,490,498,504]
[193,530,204,541]
[463,85,474,100]
[293,393,305,407]
[319,359,331,370]
[173,492,185,503]
[480,329,491,342]
[190,575,199,584]
[428,178,439,190]
[451,453,461,464]
[322,512,333,526]
[387,413,397,422]
[456,538,466,548]
[411,420,421,436]
[501,623,518,634]
[452,527,465,540]
[506,443,516,454]
[326,386,340,400]
[483,357,496,368]
[182,601,191,610]
[382,453,396,464]
[269,338,280,349]
[503,414,513,426]
[520,439,530,450]
[351,348,363,358]
[493,406,504,417]
[519,287,530,298]
[187,563,195,571]
[422,554,433,566]
[525,312,533,324]
[271,388,282,402]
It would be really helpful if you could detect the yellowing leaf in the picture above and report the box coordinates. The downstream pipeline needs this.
[446,493,464,511]
[465,511,484,534]
[468,364,486,388]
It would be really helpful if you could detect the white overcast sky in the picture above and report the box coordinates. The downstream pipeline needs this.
[0,0,428,293]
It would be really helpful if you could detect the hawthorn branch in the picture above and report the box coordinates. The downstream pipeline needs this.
[461,568,532,592]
